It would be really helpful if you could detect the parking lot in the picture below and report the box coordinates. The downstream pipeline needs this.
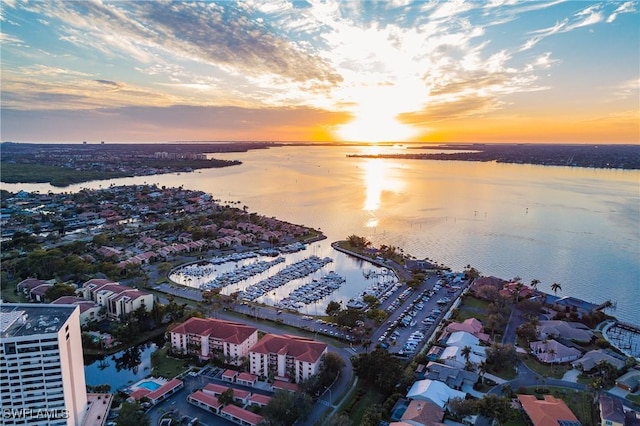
[372,273,467,356]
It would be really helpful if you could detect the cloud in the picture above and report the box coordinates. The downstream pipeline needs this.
[0,32,25,46]
[1,66,175,110]
[94,79,121,88]
[0,105,351,142]
[607,1,636,23]
[399,95,501,123]
[521,1,636,51]
[29,1,342,88]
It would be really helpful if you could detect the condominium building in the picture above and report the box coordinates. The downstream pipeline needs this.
[170,317,258,365]
[0,303,87,426]
[80,279,153,319]
[249,334,328,383]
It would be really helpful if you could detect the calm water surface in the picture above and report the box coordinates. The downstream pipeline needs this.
[84,341,159,391]
[6,145,639,324]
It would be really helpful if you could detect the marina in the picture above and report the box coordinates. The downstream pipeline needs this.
[238,255,334,302]
[202,257,286,289]
[275,271,346,310]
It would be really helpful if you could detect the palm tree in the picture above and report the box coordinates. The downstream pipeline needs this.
[461,346,472,367]
[478,360,487,386]
[551,282,562,295]
[514,281,524,303]
[530,279,540,291]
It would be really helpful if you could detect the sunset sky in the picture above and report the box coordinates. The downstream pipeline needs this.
[1,0,638,143]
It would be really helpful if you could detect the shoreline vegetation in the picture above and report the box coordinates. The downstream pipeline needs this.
[347,143,640,170]
[1,142,638,187]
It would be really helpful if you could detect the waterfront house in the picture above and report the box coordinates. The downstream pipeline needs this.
[470,276,505,297]
[170,317,258,365]
[571,349,627,372]
[517,394,580,426]
[536,320,594,343]
[249,334,328,383]
[530,339,581,364]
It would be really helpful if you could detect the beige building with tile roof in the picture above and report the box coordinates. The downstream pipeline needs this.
[170,317,258,365]
[249,334,328,383]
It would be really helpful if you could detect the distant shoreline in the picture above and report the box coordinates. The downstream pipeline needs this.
[346,143,640,170]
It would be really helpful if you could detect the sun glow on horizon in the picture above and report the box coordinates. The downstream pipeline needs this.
[334,83,424,143]
[336,110,418,143]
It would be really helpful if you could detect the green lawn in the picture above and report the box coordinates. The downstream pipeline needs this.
[519,386,596,426]
[151,345,190,379]
[1,287,28,303]
[451,295,490,323]
[520,354,571,379]
[337,383,384,425]
[504,409,528,426]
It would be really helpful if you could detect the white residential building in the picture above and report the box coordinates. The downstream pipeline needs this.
[406,379,466,409]
[80,279,153,319]
[170,318,258,365]
[51,297,102,326]
[0,303,88,426]
[249,334,328,383]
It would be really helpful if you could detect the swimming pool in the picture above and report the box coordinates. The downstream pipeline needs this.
[137,380,161,391]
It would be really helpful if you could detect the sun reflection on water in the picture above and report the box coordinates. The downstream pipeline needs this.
[362,158,404,227]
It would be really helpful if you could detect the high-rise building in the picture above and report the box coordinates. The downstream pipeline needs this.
[0,304,87,426]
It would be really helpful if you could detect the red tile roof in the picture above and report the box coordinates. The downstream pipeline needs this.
[221,404,264,426]
[237,372,258,383]
[170,317,257,344]
[518,394,580,426]
[248,394,271,406]
[129,388,150,400]
[222,369,238,379]
[51,296,98,313]
[83,278,116,288]
[146,379,183,401]
[189,390,222,409]
[249,334,327,363]
[203,383,229,395]
[17,278,49,291]
[272,380,299,392]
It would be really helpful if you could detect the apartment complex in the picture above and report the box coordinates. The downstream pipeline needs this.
[170,317,258,366]
[249,334,328,383]
[0,303,88,426]
[80,279,153,319]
